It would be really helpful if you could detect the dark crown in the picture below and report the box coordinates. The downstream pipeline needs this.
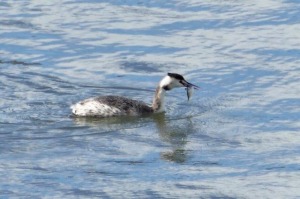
[167,73,184,80]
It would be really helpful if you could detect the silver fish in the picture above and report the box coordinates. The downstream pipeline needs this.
[186,86,194,101]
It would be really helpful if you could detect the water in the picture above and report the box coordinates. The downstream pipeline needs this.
[1,0,300,198]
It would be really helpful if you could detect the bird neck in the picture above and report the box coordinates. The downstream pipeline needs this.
[152,86,166,112]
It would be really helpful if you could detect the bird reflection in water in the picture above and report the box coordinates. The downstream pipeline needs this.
[72,112,195,163]
[152,113,194,163]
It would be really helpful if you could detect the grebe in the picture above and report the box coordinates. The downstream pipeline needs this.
[71,73,199,117]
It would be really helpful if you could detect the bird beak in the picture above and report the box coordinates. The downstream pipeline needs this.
[182,80,200,89]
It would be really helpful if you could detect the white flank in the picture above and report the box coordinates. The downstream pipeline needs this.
[71,99,122,117]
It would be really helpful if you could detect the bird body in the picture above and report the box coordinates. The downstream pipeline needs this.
[71,95,152,117]
[71,73,199,117]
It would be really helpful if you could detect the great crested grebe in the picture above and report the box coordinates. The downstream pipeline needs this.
[71,73,199,117]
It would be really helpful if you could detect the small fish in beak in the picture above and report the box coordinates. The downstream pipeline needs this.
[186,86,194,101]
[183,81,199,101]
[178,77,200,101]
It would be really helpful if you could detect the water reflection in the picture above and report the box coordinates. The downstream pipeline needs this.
[153,113,192,163]
[72,112,195,163]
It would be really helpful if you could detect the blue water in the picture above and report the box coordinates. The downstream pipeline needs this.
[1,0,300,198]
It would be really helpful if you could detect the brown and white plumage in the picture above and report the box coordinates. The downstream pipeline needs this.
[71,73,199,117]
[71,96,152,117]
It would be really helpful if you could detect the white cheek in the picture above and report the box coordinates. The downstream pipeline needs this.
[159,76,172,87]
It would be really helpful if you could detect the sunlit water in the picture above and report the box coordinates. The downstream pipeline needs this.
[1,0,300,198]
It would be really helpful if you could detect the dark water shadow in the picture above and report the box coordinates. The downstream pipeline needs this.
[0,19,35,29]
[120,61,162,73]
[0,59,41,66]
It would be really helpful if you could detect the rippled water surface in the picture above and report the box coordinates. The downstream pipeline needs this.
[1,0,300,198]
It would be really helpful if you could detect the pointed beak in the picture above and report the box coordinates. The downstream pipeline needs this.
[181,80,200,89]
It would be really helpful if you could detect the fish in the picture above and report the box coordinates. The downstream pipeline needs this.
[186,86,194,101]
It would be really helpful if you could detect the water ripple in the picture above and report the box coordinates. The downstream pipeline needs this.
[1,0,300,198]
